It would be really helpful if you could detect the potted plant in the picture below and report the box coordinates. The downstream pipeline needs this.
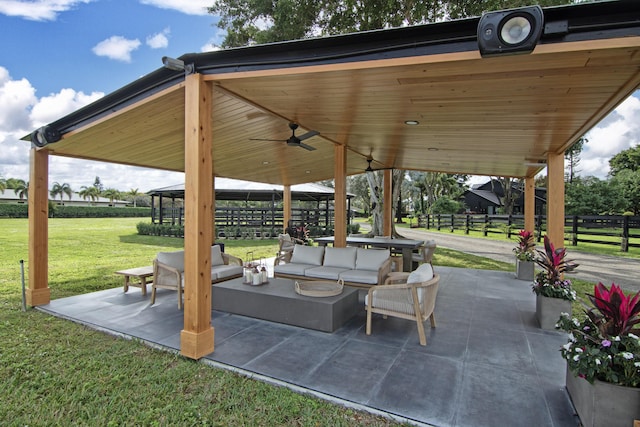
[531,235,578,329]
[556,283,640,427]
[513,229,535,280]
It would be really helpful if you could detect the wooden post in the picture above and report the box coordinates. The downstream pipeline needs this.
[283,185,291,233]
[383,169,392,236]
[180,73,214,360]
[334,144,347,247]
[27,148,50,306]
[546,152,565,249]
[524,177,535,235]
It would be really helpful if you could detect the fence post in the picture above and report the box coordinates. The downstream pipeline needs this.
[536,215,543,242]
[437,214,441,231]
[507,214,512,238]
[572,215,578,246]
[484,214,489,236]
[622,215,629,252]
[465,214,470,234]
[450,214,455,232]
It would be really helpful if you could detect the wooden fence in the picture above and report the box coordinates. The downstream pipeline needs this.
[418,214,640,252]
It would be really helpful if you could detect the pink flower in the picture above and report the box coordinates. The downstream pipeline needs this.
[601,339,612,347]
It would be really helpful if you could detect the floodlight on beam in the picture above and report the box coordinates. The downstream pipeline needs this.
[478,5,544,57]
[162,56,195,74]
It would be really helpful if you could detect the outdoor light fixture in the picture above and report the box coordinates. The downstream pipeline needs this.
[162,56,195,74]
[404,120,419,125]
[31,125,61,148]
[477,5,544,57]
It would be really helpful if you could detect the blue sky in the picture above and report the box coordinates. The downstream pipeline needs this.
[0,0,639,193]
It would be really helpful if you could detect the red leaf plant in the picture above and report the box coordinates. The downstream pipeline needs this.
[588,282,640,337]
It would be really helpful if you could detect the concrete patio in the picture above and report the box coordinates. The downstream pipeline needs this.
[37,266,579,427]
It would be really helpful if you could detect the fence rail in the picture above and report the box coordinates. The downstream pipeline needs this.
[418,214,640,252]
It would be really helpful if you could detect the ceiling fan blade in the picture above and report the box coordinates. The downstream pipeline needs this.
[299,142,316,151]
[297,130,319,141]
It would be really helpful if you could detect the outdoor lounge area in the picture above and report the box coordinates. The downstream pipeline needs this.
[38,266,578,427]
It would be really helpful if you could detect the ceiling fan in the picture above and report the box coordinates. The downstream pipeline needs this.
[250,122,319,151]
[364,157,394,173]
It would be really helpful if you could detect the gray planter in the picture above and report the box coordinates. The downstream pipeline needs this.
[515,259,534,281]
[535,294,571,330]
[566,366,640,427]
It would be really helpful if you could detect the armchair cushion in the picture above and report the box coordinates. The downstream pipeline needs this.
[355,248,390,271]
[211,245,225,266]
[407,263,434,283]
[290,244,324,266]
[156,251,184,272]
[323,246,357,269]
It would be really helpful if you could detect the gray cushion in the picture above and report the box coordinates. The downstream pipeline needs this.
[355,248,390,271]
[211,245,224,266]
[407,263,434,283]
[339,269,379,285]
[156,251,184,271]
[305,266,349,280]
[323,246,357,269]
[274,263,316,276]
[212,264,243,280]
[290,245,324,266]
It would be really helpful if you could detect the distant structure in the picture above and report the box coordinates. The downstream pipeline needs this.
[0,191,128,207]
[462,179,546,215]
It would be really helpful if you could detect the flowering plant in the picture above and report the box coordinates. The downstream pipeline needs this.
[513,229,535,261]
[531,235,578,301]
[556,283,640,387]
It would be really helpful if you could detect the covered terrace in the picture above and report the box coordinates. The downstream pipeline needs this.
[23,0,640,363]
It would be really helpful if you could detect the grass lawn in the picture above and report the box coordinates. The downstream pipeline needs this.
[0,217,601,425]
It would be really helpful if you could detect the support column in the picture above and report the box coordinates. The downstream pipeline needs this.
[524,176,535,234]
[27,148,50,306]
[334,144,347,247]
[546,152,565,249]
[283,185,291,232]
[181,73,214,359]
[383,169,393,236]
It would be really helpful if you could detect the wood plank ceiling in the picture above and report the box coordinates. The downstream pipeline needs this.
[45,37,640,186]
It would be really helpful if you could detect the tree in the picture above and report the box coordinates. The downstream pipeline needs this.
[50,182,73,204]
[101,188,121,205]
[565,137,586,183]
[610,169,640,214]
[0,177,5,193]
[431,196,462,214]
[490,177,521,215]
[127,188,141,208]
[79,185,100,203]
[609,144,640,176]
[13,179,28,200]
[92,176,104,192]
[565,176,622,215]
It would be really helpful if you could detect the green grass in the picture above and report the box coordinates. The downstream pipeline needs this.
[0,218,601,424]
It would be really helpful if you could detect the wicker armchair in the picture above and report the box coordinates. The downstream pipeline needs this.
[365,263,439,346]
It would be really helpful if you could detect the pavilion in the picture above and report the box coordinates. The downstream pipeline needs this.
[23,1,640,359]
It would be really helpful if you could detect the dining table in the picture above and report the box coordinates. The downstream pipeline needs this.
[314,236,424,272]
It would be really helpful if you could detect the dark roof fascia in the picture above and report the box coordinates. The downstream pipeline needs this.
[24,0,640,142]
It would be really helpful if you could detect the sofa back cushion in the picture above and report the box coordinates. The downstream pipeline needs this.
[156,250,184,272]
[290,244,324,266]
[355,248,390,271]
[211,245,225,266]
[323,246,357,269]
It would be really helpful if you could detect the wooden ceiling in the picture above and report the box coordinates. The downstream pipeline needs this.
[45,37,640,185]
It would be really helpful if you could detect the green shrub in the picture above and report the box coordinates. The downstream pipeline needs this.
[136,222,184,237]
[0,204,150,218]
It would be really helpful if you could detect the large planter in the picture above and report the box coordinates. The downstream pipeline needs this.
[515,259,534,281]
[535,294,571,330]
[566,366,640,427]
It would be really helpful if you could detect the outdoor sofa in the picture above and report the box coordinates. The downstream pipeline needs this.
[274,244,392,288]
[151,244,243,308]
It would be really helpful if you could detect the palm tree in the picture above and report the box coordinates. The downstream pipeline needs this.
[0,177,6,193]
[79,185,100,204]
[101,188,121,206]
[13,179,28,200]
[50,182,73,205]
[127,188,141,207]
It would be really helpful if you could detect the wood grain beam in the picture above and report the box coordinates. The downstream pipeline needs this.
[334,144,347,247]
[27,148,50,306]
[524,177,535,234]
[546,152,565,249]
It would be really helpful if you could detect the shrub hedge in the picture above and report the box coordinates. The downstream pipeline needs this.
[0,204,150,218]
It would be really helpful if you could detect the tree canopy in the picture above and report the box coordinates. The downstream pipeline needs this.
[609,144,640,176]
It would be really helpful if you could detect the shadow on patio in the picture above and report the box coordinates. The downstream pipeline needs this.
[38,266,578,427]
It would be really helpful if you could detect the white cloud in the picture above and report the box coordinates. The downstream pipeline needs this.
[139,0,210,16]
[92,36,141,62]
[0,66,37,132]
[30,88,103,127]
[146,27,170,49]
[581,93,640,178]
[0,0,93,21]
